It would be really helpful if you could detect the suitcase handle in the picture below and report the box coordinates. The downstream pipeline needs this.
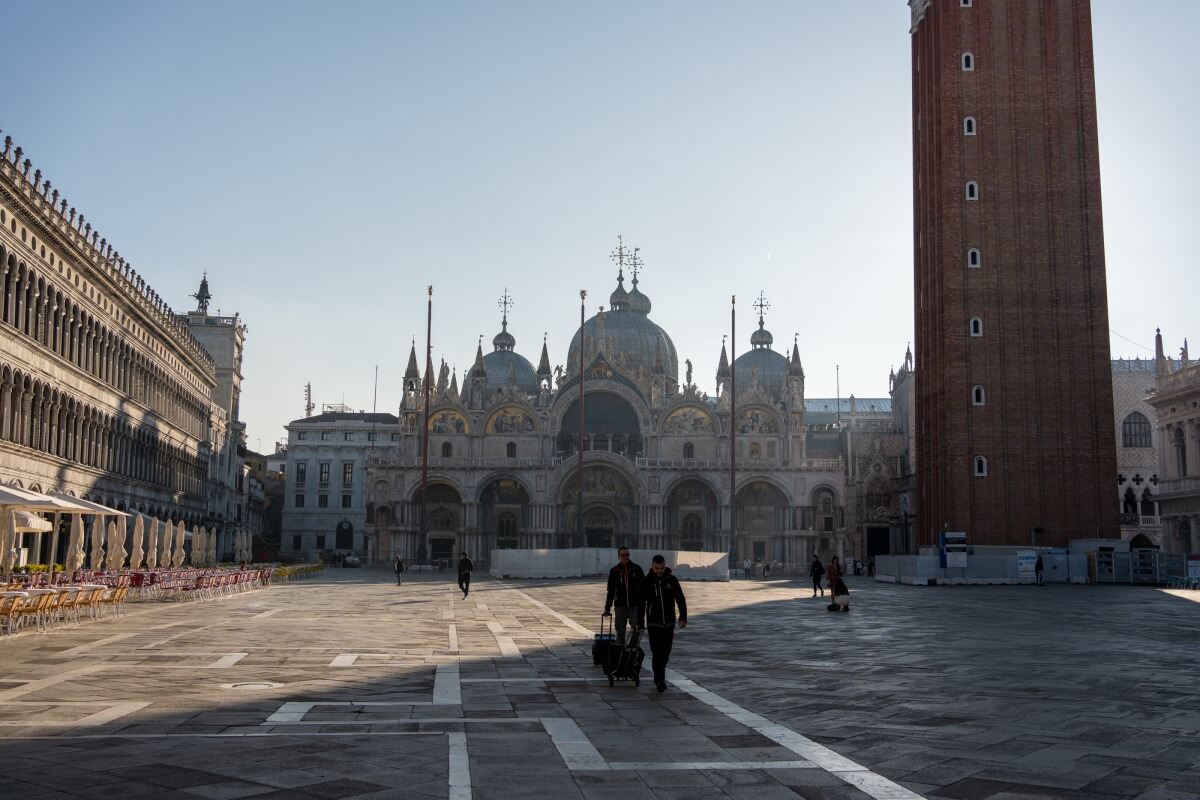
[599,613,613,637]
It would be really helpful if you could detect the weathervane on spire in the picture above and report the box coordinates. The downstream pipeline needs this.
[498,287,513,322]
[753,291,770,322]
[629,246,644,283]
[609,236,628,276]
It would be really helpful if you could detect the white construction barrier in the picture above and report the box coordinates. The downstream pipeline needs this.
[489,547,729,581]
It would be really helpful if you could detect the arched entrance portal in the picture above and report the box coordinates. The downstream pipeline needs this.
[736,480,789,562]
[584,508,618,548]
[413,483,463,564]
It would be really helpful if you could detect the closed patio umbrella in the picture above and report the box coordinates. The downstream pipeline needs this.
[160,520,173,568]
[207,527,217,565]
[65,513,85,575]
[190,526,204,566]
[129,516,145,571]
[104,521,119,571]
[89,518,105,572]
[173,521,186,568]
[145,518,159,570]
[0,509,16,575]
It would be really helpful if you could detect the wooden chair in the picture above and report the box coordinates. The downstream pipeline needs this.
[15,593,56,633]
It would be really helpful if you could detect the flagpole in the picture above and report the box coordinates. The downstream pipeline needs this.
[729,295,737,561]
[421,286,432,565]
[576,290,586,549]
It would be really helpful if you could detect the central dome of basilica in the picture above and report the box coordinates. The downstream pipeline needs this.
[566,269,678,386]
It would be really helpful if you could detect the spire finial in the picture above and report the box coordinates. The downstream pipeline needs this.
[498,287,513,322]
[609,235,627,276]
[753,291,770,324]
[629,246,643,284]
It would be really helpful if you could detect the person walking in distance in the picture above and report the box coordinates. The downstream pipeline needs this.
[743,557,752,580]
[1035,554,1044,586]
[394,555,405,586]
[603,547,645,646]
[826,556,843,597]
[636,554,687,693]
[457,552,473,598]
[809,554,825,597]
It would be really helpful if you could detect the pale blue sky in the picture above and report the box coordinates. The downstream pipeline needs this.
[2,1,1195,450]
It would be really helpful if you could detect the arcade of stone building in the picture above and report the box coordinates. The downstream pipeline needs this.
[352,245,901,568]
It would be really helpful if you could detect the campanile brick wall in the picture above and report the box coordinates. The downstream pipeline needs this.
[909,0,1118,547]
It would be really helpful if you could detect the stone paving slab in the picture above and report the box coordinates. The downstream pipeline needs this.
[0,570,1196,798]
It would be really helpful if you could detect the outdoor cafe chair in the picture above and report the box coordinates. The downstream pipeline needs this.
[0,595,23,638]
[15,592,55,634]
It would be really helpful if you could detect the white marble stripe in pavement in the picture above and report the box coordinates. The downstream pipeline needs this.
[514,590,594,636]
[447,731,472,800]
[667,671,924,800]
[0,664,111,701]
[207,653,248,668]
[608,761,817,771]
[484,620,521,657]
[542,717,609,771]
[433,662,461,705]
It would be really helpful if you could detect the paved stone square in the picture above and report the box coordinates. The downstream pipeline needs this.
[0,570,1196,799]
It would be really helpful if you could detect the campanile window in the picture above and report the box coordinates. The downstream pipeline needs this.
[965,181,979,200]
[967,248,981,268]
[964,116,976,135]
[970,317,984,337]
[962,52,975,71]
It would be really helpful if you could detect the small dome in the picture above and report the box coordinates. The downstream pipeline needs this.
[627,275,652,315]
[493,319,516,352]
[750,319,773,348]
[609,271,630,311]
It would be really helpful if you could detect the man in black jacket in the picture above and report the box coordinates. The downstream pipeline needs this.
[603,547,644,646]
[457,552,473,598]
[636,554,687,693]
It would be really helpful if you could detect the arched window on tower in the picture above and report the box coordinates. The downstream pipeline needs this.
[967,248,981,268]
[964,116,976,135]
[1121,412,1152,448]
[683,442,694,460]
[506,441,516,458]
[962,52,975,71]
[441,442,452,458]
[972,385,985,406]
[965,181,979,200]
[973,456,988,477]
[969,317,983,337]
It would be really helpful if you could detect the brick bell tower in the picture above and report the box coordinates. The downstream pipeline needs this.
[908,0,1118,548]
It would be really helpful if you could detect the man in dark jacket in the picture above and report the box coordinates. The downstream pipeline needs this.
[636,554,687,693]
[457,552,473,598]
[603,547,644,645]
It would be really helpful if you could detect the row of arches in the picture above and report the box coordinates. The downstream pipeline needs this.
[0,362,208,496]
[1,246,212,438]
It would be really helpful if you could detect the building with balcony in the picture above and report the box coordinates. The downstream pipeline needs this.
[1149,330,1200,553]
[281,407,397,560]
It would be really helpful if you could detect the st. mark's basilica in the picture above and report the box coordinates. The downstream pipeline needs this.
[352,241,910,567]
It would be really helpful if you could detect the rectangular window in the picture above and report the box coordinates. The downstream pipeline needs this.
[342,493,352,508]
[319,462,330,483]
[315,534,326,550]
[368,432,378,441]
[295,494,305,508]
[344,432,354,441]
[391,433,400,441]
[297,432,308,440]
[321,432,332,441]
[292,535,302,550]
[296,462,307,484]
[318,494,329,508]
[343,463,354,484]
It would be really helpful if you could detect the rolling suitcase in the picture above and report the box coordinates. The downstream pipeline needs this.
[603,629,644,686]
[592,614,616,666]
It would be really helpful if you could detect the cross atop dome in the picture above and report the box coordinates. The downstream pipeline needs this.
[753,291,770,322]
[498,287,513,321]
